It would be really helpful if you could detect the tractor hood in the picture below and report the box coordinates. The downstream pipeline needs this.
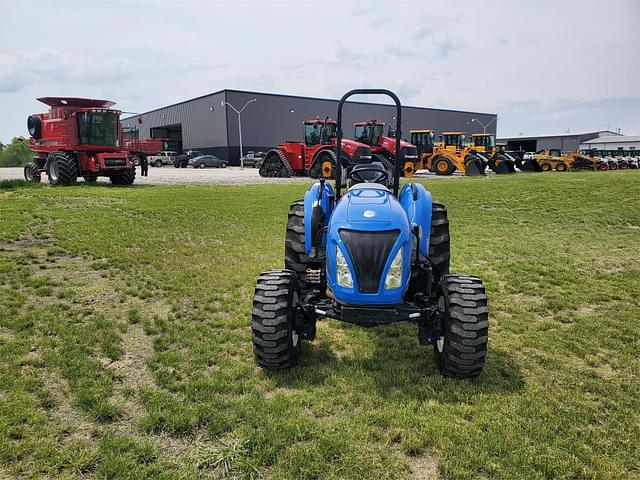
[377,136,415,155]
[326,185,411,305]
[339,139,372,160]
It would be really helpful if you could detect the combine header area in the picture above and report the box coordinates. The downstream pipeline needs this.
[259,118,372,178]
[24,97,136,185]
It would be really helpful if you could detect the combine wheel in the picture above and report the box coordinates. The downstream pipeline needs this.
[110,168,136,185]
[434,275,489,379]
[432,156,455,176]
[23,162,41,183]
[47,152,78,186]
[555,162,568,172]
[252,269,302,369]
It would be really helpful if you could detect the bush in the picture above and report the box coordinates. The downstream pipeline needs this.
[0,138,32,167]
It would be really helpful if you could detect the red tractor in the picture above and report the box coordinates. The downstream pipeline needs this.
[24,97,136,185]
[123,136,169,166]
[353,120,418,176]
[259,118,372,178]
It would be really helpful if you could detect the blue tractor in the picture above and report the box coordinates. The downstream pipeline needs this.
[252,90,489,379]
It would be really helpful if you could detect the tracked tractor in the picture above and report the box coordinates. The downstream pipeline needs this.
[259,118,371,178]
[24,97,136,185]
[252,89,489,379]
[409,130,485,176]
[353,120,418,177]
[470,134,516,174]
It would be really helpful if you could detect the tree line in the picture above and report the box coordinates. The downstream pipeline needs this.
[0,138,32,167]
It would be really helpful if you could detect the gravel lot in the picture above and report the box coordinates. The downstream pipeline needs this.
[1,166,457,186]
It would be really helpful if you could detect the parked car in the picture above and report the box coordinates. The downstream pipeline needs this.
[174,150,204,168]
[240,151,265,168]
[189,155,228,169]
[148,151,178,167]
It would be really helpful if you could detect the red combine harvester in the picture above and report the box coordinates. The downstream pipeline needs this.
[259,118,372,178]
[353,120,418,176]
[24,97,136,185]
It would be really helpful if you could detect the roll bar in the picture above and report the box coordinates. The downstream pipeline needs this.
[335,89,402,198]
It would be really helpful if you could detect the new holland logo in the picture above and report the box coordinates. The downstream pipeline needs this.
[363,210,376,218]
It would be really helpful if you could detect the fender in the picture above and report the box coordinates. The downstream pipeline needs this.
[309,147,352,174]
[303,181,334,255]
[399,183,432,257]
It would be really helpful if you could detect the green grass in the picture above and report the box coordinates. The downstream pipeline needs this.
[0,173,638,479]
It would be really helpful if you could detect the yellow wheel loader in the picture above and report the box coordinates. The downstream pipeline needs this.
[410,130,485,176]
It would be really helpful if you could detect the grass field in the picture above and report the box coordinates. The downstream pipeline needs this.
[0,172,639,479]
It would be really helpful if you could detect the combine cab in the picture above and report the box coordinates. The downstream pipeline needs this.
[353,120,418,177]
[470,134,517,174]
[25,97,135,185]
[259,118,372,178]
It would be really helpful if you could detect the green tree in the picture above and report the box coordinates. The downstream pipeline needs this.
[0,137,32,167]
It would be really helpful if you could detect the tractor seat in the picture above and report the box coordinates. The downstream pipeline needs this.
[348,162,391,189]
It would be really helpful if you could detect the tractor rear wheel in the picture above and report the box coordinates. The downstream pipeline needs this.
[429,203,450,288]
[284,200,315,293]
[252,269,301,369]
[23,162,41,183]
[434,275,489,379]
[110,168,136,185]
[47,152,78,186]
[432,156,455,175]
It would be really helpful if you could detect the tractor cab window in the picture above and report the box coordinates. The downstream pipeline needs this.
[355,124,384,145]
[443,134,464,148]
[474,135,495,148]
[77,111,119,147]
[411,131,435,154]
[549,149,562,157]
[305,122,336,146]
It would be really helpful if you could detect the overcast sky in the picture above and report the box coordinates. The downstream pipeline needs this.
[1,0,638,142]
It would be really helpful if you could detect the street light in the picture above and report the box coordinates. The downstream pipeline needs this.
[471,117,497,134]
[221,98,257,168]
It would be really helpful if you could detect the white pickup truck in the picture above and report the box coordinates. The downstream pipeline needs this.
[148,151,179,167]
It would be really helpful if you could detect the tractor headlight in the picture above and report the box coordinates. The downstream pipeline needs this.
[384,249,403,290]
[335,247,353,288]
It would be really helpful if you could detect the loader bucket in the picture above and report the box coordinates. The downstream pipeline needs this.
[518,158,543,172]
[464,156,485,176]
[491,154,517,174]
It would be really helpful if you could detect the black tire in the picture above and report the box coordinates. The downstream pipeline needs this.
[23,162,41,182]
[556,163,568,172]
[540,163,551,171]
[434,275,488,379]
[429,203,450,287]
[284,200,315,292]
[252,269,301,369]
[432,156,455,175]
[309,150,336,179]
[174,162,180,168]
[199,163,206,169]
[46,152,78,186]
[222,162,227,168]
[130,155,141,167]
[83,175,98,183]
[110,168,136,185]
[154,159,162,167]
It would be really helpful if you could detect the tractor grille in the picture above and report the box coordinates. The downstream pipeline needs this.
[339,229,399,293]
[103,158,127,167]
[353,146,372,164]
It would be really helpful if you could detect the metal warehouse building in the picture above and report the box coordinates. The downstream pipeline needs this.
[121,89,497,165]
[497,130,620,153]
[579,135,640,152]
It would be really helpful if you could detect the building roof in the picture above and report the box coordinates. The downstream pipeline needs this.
[121,88,496,121]
[498,130,620,141]
[580,135,640,144]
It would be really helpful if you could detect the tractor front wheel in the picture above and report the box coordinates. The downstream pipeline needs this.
[434,275,489,379]
[47,152,78,186]
[252,269,301,369]
[23,162,41,183]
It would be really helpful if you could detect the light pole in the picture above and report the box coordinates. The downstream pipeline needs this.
[221,98,257,168]
[471,117,497,134]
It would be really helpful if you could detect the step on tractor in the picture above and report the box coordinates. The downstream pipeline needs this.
[409,130,486,176]
[252,89,489,379]
[259,118,372,178]
[353,120,418,178]
[25,97,136,185]
[469,134,518,174]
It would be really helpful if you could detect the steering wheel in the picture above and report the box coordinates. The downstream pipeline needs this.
[348,164,389,184]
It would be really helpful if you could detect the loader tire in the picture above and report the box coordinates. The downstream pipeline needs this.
[540,162,551,171]
[429,202,450,286]
[555,162,568,172]
[23,162,41,183]
[284,200,315,293]
[47,152,78,186]
[435,275,488,379]
[252,269,301,369]
[432,156,455,175]
[110,168,136,185]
